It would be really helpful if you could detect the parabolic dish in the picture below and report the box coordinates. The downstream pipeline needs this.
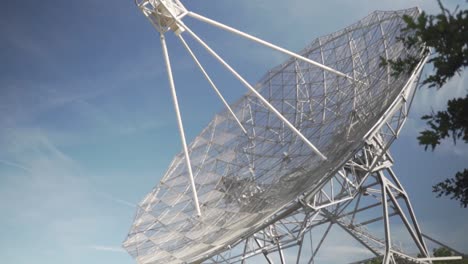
[124,7,425,264]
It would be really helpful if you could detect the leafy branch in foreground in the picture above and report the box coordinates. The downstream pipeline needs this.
[433,169,468,208]
[418,95,468,151]
[382,1,468,207]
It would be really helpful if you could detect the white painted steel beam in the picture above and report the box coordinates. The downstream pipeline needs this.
[187,11,356,82]
[178,22,328,161]
[160,34,202,216]
[177,34,248,135]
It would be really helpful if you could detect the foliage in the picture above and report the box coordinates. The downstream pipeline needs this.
[432,247,468,263]
[418,95,468,151]
[362,247,467,263]
[433,169,468,208]
[382,0,468,88]
[382,0,468,207]
[363,255,424,264]
[364,257,382,264]
[434,247,453,257]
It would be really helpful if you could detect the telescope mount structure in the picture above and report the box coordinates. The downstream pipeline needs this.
[123,1,462,263]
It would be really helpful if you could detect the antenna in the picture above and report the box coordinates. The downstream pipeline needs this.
[123,2,459,264]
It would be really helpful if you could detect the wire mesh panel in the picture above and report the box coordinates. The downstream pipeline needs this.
[124,8,425,264]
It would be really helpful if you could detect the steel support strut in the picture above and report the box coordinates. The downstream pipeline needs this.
[177,34,248,135]
[160,34,202,216]
[134,3,463,263]
[204,140,442,264]
[142,0,328,166]
[178,22,327,160]
[187,11,356,82]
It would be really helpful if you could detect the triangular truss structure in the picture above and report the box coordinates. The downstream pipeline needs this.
[124,1,462,263]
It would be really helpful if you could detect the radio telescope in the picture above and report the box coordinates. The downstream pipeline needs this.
[123,1,451,263]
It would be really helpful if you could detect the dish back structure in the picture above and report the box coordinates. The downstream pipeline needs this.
[123,2,446,263]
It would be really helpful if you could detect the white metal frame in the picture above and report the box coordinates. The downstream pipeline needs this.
[197,55,461,263]
[204,130,461,264]
[130,1,463,263]
[136,0,342,215]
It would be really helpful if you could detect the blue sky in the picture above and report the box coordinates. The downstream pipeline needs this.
[0,0,467,263]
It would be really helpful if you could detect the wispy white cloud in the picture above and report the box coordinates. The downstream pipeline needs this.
[89,245,126,253]
[422,136,468,159]
[412,72,467,117]
[95,191,136,208]
[0,127,100,251]
[420,216,468,253]
[0,159,32,173]
[0,16,59,71]
[400,72,467,156]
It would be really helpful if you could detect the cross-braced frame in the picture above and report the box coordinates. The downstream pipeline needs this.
[123,1,462,263]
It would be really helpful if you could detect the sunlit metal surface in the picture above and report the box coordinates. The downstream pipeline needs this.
[123,7,425,264]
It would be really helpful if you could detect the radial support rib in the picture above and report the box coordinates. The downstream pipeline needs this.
[187,11,355,82]
[179,23,327,160]
[379,174,392,264]
[160,34,202,216]
[177,34,248,135]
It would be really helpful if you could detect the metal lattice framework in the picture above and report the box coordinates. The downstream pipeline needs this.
[123,1,461,263]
